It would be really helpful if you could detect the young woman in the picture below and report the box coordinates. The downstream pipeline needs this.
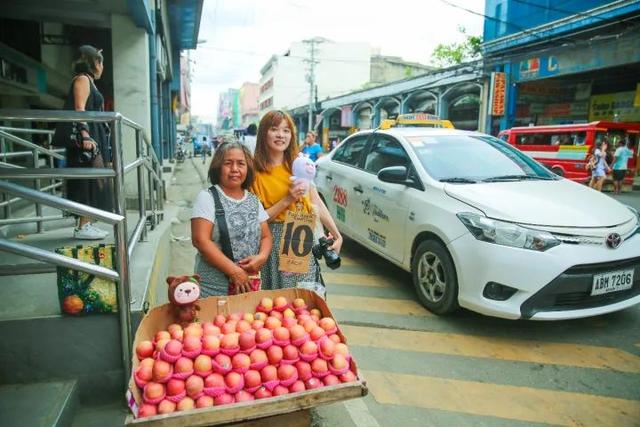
[251,110,343,290]
[53,45,112,240]
[589,139,611,192]
[191,142,272,297]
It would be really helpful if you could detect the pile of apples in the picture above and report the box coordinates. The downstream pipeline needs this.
[133,296,357,418]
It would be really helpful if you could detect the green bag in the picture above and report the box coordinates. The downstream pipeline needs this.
[56,244,118,314]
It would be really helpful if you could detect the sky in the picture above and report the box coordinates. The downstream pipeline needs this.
[190,0,485,123]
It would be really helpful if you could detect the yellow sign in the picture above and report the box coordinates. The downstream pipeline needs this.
[491,72,506,116]
[278,210,315,274]
[634,83,640,108]
[379,114,454,130]
[589,91,640,122]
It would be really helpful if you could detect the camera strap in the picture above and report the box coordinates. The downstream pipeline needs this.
[208,185,235,262]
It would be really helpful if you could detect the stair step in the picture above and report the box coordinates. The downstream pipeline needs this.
[0,380,78,427]
[72,400,128,427]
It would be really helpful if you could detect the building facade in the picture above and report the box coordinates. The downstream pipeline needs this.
[258,39,372,117]
[239,82,259,128]
[483,0,640,134]
[0,0,202,165]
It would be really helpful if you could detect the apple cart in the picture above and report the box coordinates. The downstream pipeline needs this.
[125,289,368,426]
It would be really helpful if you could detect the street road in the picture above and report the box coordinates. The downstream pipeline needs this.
[168,158,640,426]
[314,236,640,427]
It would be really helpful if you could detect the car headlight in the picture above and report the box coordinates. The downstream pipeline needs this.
[457,212,560,251]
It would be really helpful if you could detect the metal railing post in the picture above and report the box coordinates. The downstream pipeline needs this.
[135,130,147,241]
[147,145,156,229]
[32,149,43,233]
[110,117,133,386]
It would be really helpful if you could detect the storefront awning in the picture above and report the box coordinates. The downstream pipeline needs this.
[168,0,204,50]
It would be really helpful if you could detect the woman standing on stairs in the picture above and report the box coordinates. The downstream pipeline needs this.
[53,45,112,240]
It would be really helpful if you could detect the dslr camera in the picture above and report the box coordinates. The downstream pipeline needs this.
[312,237,341,270]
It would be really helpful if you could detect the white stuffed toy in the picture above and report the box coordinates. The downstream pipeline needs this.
[290,153,317,195]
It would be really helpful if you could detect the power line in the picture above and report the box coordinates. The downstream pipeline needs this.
[197,45,375,64]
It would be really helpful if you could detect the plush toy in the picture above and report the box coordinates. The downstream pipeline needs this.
[290,153,317,195]
[167,275,201,324]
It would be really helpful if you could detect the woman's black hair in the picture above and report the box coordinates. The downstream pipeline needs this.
[208,142,255,189]
[72,45,103,76]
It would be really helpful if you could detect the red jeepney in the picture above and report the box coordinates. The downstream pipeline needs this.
[498,122,639,183]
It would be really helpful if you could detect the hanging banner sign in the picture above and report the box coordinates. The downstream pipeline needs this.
[634,83,640,108]
[278,210,315,274]
[490,72,506,116]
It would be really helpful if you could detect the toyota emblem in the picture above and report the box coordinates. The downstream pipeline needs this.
[605,233,622,249]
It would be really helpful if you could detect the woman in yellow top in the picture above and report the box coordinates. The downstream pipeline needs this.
[252,110,343,290]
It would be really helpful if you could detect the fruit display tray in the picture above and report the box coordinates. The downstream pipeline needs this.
[125,288,368,426]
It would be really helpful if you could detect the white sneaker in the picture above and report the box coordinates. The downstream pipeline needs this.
[89,223,109,238]
[73,223,107,240]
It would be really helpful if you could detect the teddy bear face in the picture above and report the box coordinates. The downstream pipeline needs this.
[172,281,200,305]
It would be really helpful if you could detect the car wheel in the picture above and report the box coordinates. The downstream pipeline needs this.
[551,167,564,177]
[412,240,459,315]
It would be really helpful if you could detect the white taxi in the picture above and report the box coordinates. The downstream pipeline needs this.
[315,114,640,320]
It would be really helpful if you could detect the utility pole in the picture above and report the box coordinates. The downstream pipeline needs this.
[303,38,323,132]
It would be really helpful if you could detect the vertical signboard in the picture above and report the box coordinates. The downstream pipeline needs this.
[490,72,506,116]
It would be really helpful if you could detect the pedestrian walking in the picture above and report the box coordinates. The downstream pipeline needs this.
[588,138,611,192]
[201,136,209,164]
[191,141,272,297]
[612,138,634,194]
[251,110,342,290]
[301,130,323,162]
[243,123,257,154]
[52,45,111,240]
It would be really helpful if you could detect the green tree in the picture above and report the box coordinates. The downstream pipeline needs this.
[431,26,482,67]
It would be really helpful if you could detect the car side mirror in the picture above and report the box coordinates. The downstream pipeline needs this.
[378,166,424,190]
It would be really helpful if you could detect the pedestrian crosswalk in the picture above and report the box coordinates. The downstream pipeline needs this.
[320,243,640,427]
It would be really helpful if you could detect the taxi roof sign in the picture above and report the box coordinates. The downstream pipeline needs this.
[379,113,454,130]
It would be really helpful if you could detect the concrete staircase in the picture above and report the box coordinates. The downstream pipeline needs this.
[0,201,176,426]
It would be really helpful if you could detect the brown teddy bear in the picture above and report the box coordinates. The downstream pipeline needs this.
[167,275,201,324]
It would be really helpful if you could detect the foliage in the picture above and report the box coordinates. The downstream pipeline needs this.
[431,26,482,67]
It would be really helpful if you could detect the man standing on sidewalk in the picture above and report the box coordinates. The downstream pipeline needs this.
[201,136,210,164]
[301,130,323,162]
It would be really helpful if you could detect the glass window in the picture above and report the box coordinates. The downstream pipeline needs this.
[408,135,554,181]
[363,136,409,174]
[332,135,368,167]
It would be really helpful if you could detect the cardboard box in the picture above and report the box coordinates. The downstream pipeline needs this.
[126,289,367,426]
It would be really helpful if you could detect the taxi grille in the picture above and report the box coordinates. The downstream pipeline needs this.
[520,256,640,319]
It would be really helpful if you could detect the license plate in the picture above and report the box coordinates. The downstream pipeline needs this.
[591,269,634,296]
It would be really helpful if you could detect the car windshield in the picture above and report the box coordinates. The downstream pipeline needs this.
[407,134,556,182]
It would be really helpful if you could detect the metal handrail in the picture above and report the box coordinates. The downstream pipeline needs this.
[0,108,165,387]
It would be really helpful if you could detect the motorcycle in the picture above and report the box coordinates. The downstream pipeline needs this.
[176,142,186,163]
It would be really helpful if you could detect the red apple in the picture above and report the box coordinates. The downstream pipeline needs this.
[239,331,256,351]
[319,339,335,358]
[292,298,306,309]
[213,354,232,372]
[311,358,328,375]
[273,385,289,396]
[300,341,318,356]
[185,375,204,398]
[144,382,165,400]
[224,372,244,390]
[266,345,283,365]
[138,403,157,417]
[136,340,154,360]
[152,360,172,382]
[259,297,273,311]
[254,386,272,399]
[243,313,255,323]
[193,355,212,376]
[214,393,234,405]
[329,334,341,344]
[310,327,325,341]
[184,323,203,338]
[289,380,306,393]
[289,325,306,342]
[254,312,267,321]
[155,331,171,342]
[157,399,176,414]
[182,335,202,354]
[249,349,268,366]
[255,328,273,345]
[196,395,214,408]
[202,335,220,353]
[295,361,312,381]
[319,317,336,332]
[264,317,282,330]
[244,369,262,389]
[174,357,194,375]
[176,396,195,411]
[204,373,225,388]
[214,314,227,327]
[236,320,252,333]
[339,370,357,383]
[283,308,296,318]
[277,364,296,382]
[252,320,265,330]
[282,344,299,361]
[274,296,288,310]
[260,365,278,383]
[166,378,185,397]
[231,353,251,371]
[305,377,322,389]
[221,321,237,335]
[235,390,255,402]
[221,333,239,350]
[273,327,290,342]
[323,374,340,386]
